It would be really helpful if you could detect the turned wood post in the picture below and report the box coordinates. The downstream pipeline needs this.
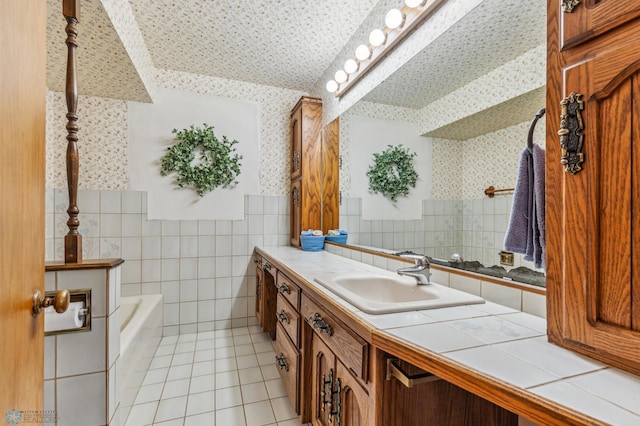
[63,0,82,263]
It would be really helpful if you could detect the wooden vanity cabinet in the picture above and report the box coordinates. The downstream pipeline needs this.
[311,334,369,426]
[254,255,263,326]
[289,97,339,247]
[547,0,640,374]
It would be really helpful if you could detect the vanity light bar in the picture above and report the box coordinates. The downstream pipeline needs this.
[325,0,444,97]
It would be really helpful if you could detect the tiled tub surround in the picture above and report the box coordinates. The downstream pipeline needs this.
[46,188,290,336]
[339,195,546,276]
[44,261,123,426]
[256,246,640,425]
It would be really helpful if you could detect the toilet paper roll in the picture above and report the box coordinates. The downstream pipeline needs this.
[45,301,85,332]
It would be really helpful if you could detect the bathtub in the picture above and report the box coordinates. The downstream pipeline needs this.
[119,294,163,425]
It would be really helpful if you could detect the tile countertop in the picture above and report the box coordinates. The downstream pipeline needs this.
[256,246,640,426]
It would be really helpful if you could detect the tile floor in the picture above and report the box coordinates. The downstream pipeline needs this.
[125,325,308,426]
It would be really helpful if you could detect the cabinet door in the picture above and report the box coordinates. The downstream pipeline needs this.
[291,106,302,180]
[336,361,369,426]
[561,0,640,49]
[547,20,640,374]
[290,179,302,247]
[311,334,337,426]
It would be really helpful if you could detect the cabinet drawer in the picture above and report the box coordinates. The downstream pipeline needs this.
[276,272,300,310]
[301,295,368,382]
[275,324,299,413]
[276,295,300,348]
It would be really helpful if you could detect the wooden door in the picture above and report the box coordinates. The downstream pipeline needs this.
[561,0,640,49]
[311,335,336,426]
[0,0,47,417]
[336,361,369,426]
[547,0,640,374]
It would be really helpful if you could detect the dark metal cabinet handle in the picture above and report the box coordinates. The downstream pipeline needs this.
[308,313,333,336]
[277,283,291,294]
[275,353,289,371]
[276,309,290,324]
[262,262,271,271]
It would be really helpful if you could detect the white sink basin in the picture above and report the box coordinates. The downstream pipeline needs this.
[314,273,484,314]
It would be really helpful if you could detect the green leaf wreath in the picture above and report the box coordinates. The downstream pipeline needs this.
[366,144,418,203]
[160,124,243,197]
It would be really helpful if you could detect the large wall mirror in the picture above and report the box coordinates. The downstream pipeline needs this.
[334,0,546,287]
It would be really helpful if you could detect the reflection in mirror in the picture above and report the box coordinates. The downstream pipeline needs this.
[336,0,547,287]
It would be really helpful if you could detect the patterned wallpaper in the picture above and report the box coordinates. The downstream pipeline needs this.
[46,0,153,102]
[418,45,546,135]
[46,90,129,190]
[46,70,306,195]
[431,119,546,200]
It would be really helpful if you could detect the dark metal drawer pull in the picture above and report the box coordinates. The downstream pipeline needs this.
[276,309,290,324]
[275,353,289,371]
[308,313,333,336]
[277,283,291,294]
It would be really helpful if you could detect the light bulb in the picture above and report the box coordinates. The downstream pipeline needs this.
[355,44,371,61]
[405,0,427,7]
[334,70,347,84]
[385,9,405,29]
[326,80,338,93]
[344,59,358,74]
[369,29,386,47]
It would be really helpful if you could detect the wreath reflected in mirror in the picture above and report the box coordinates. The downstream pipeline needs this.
[366,144,418,203]
[160,124,243,197]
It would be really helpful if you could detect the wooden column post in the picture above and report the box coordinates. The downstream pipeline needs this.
[63,0,82,263]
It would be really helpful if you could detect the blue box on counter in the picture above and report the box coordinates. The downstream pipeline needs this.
[325,234,347,244]
[300,234,325,251]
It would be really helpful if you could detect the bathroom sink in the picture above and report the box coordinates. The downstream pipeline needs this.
[314,273,484,314]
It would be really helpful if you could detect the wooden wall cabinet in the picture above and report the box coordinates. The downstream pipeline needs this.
[547,0,640,375]
[289,96,339,247]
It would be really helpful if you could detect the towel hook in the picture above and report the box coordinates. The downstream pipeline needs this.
[527,108,546,153]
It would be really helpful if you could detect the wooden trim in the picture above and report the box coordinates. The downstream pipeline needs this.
[371,331,607,426]
[45,258,124,271]
[324,241,547,296]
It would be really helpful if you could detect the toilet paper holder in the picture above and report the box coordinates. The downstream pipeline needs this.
[44,288,91,336]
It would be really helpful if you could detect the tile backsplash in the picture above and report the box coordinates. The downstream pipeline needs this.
[47,189,290,335]
[340,195,544,273]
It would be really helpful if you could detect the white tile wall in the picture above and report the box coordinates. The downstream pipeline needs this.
[46,190,289,335]
[340,196,546,274]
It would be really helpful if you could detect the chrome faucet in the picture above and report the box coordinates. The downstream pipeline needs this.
[397,253,431,285]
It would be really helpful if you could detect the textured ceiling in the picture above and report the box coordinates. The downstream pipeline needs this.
[363,0,546,109]
[128,0,379,92]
